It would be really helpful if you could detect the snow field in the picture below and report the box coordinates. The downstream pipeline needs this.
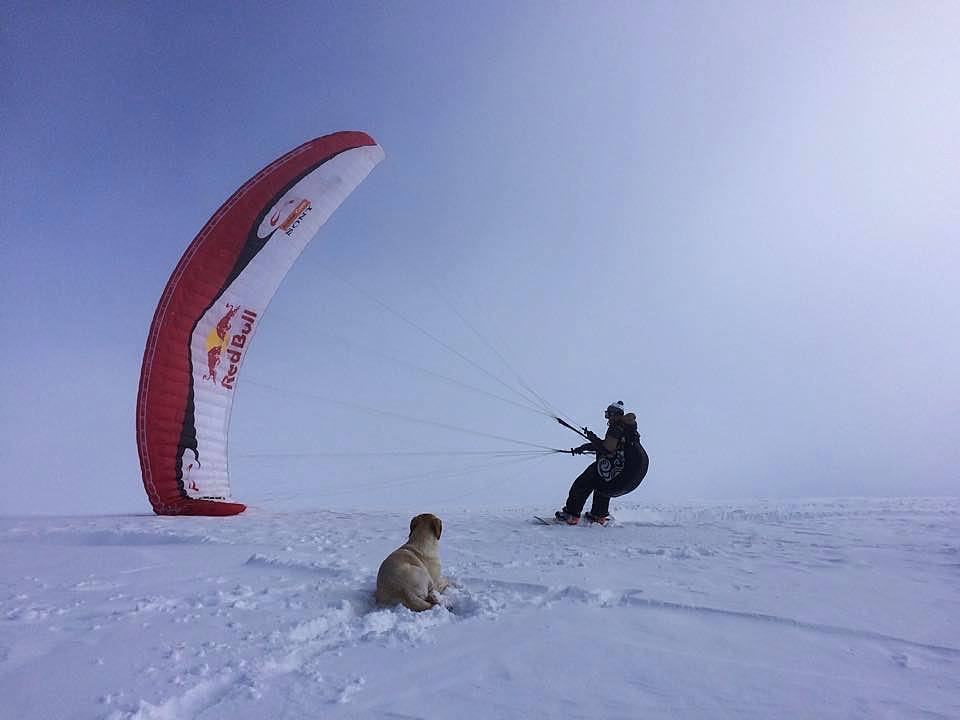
[1,497,957,719]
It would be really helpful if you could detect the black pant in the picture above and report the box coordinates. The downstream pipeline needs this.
[563,463,612,517]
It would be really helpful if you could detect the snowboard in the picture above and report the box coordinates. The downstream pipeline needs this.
[533,514,613,526]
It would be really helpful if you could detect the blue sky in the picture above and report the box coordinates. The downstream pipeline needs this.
[2,2,958,515]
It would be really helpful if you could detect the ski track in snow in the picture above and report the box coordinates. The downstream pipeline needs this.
[1,498,958,719]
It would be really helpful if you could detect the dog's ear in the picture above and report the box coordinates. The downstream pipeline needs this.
[430,515,442,540]
[409,515,420,534]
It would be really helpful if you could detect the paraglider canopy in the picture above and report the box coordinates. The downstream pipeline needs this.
[136,131,384,516]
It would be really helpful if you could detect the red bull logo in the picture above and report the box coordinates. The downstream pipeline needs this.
[203,304,238,383]
[203,304,257,389]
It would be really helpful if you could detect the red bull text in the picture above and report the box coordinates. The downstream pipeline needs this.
[203,305,257,389]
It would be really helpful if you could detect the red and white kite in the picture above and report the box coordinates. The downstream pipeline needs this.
[137,131,384,515]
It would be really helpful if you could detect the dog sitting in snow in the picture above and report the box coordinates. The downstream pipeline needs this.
[375,513,451,612]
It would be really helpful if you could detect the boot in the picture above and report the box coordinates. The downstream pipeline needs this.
[554,510,581,525]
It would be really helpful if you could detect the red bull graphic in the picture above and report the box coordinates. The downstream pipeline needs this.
[221,308,257,390]
[203,304,238,383]
[203,304,257,389]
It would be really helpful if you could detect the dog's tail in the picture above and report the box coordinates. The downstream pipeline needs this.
[401,589,438,612]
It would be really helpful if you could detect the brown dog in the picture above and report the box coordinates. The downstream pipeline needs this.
[375,513,451,612]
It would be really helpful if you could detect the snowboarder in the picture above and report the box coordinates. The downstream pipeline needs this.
[555,401,649,525]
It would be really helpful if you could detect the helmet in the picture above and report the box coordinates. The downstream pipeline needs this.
[604,401,625,420]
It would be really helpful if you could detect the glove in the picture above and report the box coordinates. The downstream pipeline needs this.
[571,447,584,455]
[585,429,601,444]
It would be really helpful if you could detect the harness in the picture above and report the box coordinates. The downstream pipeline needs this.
[596,427,646,494]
